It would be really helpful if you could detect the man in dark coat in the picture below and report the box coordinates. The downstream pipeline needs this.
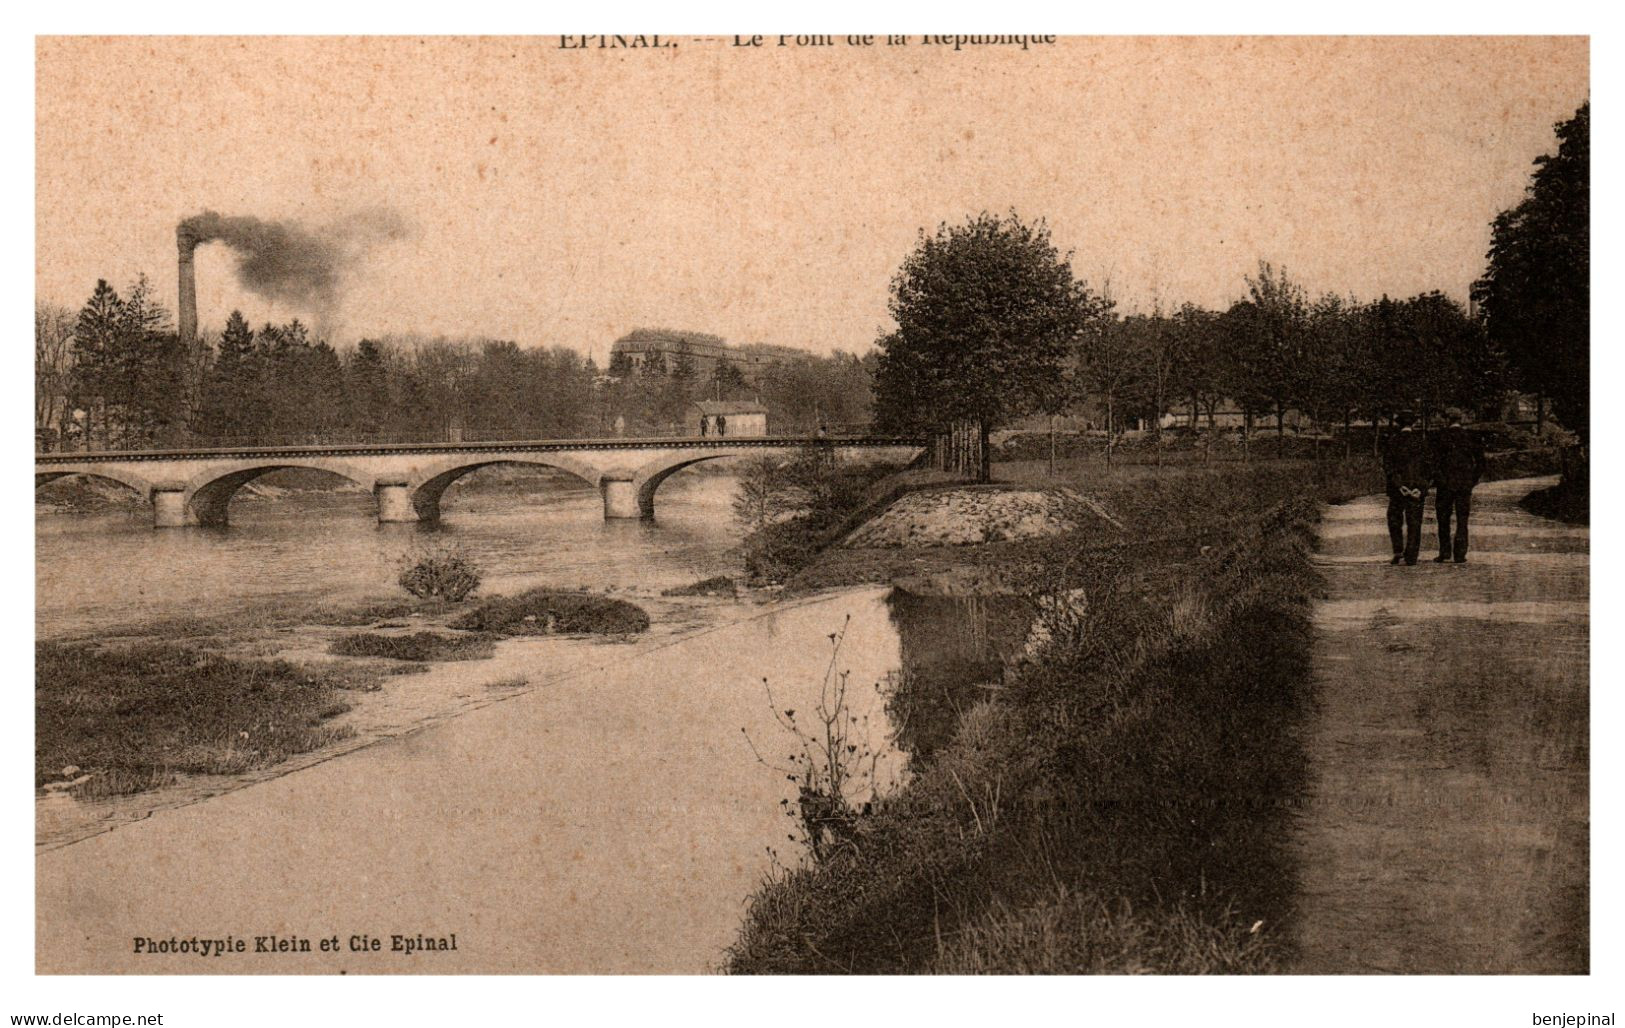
[1432,408,1487,563]
[1382,410,1431,565]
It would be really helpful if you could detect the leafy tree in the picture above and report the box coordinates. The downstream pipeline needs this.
[1166,303,1220,411]
[1300,293,1370,456]
[874,211,1103,479]
[1399,291,1504,424]
[1227,262,1309,457]
[1473,101,1588,443]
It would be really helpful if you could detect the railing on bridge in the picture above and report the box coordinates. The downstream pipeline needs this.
[35,423,885,455]
[35,435,923,466]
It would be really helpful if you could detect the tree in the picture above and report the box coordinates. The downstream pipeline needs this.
[1121,306,1192,466]
[1230,262,1309,457]
[1301,293,1370,457]
[711,360,748,401]
[1398,292,1504,424]
[35,301,76,448]
[347,338,394,439]
[1167,304,1225,460]
[198,311,255,440]
[69,280,123,448]
[116,275,178,445]
[1074,271,1133,466]
[874,211,1103,480]
[1473,101,1588,443]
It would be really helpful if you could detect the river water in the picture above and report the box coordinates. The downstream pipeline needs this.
[35,471,1031,972]
[36,473,743,639]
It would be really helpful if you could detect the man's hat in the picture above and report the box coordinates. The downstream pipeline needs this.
[1444,407,1466,425]
[1395,409,1417,426]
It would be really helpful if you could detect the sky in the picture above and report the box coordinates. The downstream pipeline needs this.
[36,35,1588,360]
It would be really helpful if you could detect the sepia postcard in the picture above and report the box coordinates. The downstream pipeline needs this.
[31,32,1589,997]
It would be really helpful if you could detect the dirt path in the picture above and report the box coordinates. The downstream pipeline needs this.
[1290,476,1588,974]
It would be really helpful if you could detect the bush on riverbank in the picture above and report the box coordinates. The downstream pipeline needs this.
[661,575,739,598]
[726,462,1371,974]
[36,643,355,799]
[398,549,482,602]
[448,589,650,636]
[734,452,911,584]
[329,632,496,662]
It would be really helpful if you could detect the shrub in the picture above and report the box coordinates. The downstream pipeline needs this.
[398,548,481,602]
[448,590,650,636]
[661,575,739,598]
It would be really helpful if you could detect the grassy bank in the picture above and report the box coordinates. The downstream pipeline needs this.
[727,461,1380,974]
[329,631,497,661]
[788,459,1381,595]
[37,643,358,800]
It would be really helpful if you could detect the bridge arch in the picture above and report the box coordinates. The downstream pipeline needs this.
[630,447,762,520]
[181,461,374,527]
[35,465,156,501]
[406,455,605,523]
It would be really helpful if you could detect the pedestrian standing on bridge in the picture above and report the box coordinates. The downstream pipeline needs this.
[1382,410,1431,566]
[1432,408,1487,564]
[715,414,727,437]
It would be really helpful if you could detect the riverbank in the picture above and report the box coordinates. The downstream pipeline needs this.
[36,582,756,850]
[37,586,909,973]
[727,457,1584,973]
[728,459,1383,972]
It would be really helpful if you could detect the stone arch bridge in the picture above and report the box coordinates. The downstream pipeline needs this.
[35,437,924,528]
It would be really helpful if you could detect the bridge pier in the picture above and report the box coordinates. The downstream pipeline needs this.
[601,477,643,520]
[152,488,188,528]
[375,481,418,523]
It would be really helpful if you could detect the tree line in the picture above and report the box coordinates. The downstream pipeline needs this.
[37,102,1584,462]
[35,286,876,450]
[872,217,1504,477]
[874,102,1587,478]
[1082,270,1504,460]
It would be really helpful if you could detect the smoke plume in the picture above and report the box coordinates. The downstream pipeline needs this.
[177,207,412,325]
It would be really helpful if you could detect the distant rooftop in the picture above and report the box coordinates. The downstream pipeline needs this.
[612,328,812,362]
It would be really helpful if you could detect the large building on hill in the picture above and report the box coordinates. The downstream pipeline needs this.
[609,328,809,384]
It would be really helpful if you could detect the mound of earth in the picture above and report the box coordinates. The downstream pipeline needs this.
[843,487,1119,548]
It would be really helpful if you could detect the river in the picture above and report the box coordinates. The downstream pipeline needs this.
[36,473,743,639]
[35,471,1029,972]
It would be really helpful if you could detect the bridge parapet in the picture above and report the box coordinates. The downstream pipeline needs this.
[34,437,926,527]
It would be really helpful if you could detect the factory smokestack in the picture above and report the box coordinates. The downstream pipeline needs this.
[177,224,198,347]
[174,208,410,338]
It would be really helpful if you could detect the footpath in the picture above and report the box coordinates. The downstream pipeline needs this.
[1290,476,1589,973]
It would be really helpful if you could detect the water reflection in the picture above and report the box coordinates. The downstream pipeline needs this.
[36,475,742,638]
[883,590,1036,767]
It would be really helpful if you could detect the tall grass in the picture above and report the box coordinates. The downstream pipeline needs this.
[727,463,1358,974]
[36,643,356,798]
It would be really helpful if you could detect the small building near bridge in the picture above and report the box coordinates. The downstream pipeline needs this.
[691,399,768,438]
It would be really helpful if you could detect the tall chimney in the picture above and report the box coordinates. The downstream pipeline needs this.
[176,224,197,346]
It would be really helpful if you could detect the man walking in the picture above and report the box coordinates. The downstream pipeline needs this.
[1432,408,1487,564]
[1382,410,1430,566]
